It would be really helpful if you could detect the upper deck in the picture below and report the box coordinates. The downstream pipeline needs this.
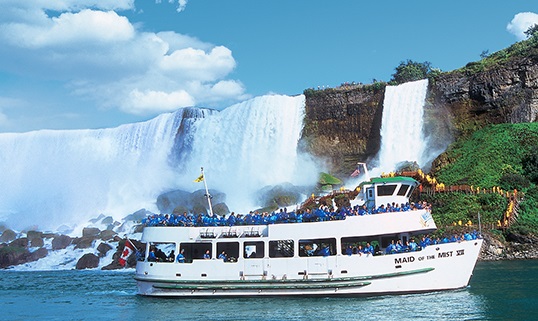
[141,209,436,243]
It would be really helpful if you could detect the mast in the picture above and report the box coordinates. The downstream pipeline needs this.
[200,167,215,217]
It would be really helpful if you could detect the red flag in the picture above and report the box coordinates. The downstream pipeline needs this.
[119,240,135,267]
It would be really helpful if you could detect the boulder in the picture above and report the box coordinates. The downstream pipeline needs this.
[26,230,43,239]
[73,237,95,249]
[0,229,17,243]
[0,246,28,268]
[99,230,117,241]
[29,248,48,262]
[75,253,100,270]
[51,235,72,250]
[97,243,113,257]
[30,237,44,248]
[82,227,100,237]
[10,237,28,248]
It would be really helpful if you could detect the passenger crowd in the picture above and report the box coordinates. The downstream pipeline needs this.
[383,231,482,255]
[142,201,432,228]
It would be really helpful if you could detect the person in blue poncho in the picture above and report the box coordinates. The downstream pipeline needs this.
[176,249,185,263]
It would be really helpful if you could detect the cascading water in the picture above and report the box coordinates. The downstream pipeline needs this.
[374,79,429,173]
[0,94,318,232]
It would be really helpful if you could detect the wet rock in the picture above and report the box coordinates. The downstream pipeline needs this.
[99,230,117,241]
[29,248,48,261]
[75,253,99,270]
[82,227,100,237]
[97,243,113,257]
[0,229,17,243]
[30,237,44,248]
[73,237,95,249]
[10,237,28,248]
[51,235,72,250]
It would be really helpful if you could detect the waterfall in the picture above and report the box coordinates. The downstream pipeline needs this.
[0,94,317,232]
[375,79,429,173]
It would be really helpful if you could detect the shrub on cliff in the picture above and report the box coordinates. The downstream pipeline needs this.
[389,60,433,85]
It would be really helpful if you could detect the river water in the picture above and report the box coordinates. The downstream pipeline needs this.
[1,260,537,321]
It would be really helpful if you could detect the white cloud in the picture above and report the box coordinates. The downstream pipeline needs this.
[4,10,135,48]
[159,46,236,81]
[0,1,247,120]
[507,12,538,41]
[156,0,188,13]
[125,89,195,114]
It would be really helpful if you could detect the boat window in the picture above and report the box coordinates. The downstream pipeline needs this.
[377,184,397,196]
[217,242,239,263]
[269,240,294,258]
[147,242,176,263]
[179,242,212,263]
[406,185,416,197]
[341,237,380,255]
[397,184,410,196]
[299,238,336,257]
[243,241,264,259]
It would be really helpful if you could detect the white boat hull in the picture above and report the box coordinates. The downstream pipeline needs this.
[135,239,482,297]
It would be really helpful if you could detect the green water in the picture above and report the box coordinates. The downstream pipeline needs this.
[0,260,537,320]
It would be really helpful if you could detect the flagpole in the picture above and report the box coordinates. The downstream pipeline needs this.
[201,167,215,217]
[126,237,139,251]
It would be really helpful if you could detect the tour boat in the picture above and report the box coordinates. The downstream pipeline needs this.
[134,169,483,297]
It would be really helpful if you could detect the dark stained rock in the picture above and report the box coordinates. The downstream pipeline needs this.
[51,235,72,250]
[29,247,48,261]
[26,231,43,239]
[0,246,28,268]
[30,237,44,248]
[0,229,17,243]
[73,236,95,249]
[82,227,100,237]
[10,237,28,248]
[99,230,117,241]
[75,253,99,270]
[97,243,113,257]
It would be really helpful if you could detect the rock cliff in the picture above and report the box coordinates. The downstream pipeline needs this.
[301,56,538,177]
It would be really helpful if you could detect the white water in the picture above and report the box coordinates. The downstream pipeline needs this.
[374,79,429,174]
[0,94,318,232]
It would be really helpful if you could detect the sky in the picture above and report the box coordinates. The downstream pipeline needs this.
[0,0,537,133]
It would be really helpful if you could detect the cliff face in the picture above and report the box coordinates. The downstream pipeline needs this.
[431,57,538,135]
[301,57,538,177]
[300,85,385,177]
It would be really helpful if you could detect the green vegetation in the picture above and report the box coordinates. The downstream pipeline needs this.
[430,123,538,234]
[389,60,435,85]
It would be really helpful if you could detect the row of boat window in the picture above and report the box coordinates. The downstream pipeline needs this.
[145,237,397,263]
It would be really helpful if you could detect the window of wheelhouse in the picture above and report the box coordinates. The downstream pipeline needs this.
[397,184,410,196]
[269,240,294,258]
[217,242,239,263]
[299,238,336,257]
[377,184,397,196]
[179,242,212,263]
[147,242,176,263]
[244,241,264,259]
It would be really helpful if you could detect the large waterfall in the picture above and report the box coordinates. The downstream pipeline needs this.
[0,94,317,232]
[375,79,429,173]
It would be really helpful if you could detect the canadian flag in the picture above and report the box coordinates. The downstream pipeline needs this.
[119,239,135,267]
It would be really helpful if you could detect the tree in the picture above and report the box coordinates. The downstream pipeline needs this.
[390,60,433,85]
[524,24,538,39]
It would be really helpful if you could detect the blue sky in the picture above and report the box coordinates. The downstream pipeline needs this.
[0,0,537,132]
